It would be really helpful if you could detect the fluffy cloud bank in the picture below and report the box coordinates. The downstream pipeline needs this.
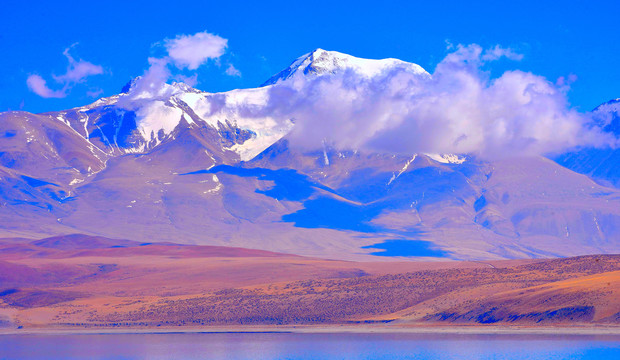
[122,31,236,102]
[241,44,616,158]
[27,46,103,98]
[165,32,228,70]
[26,75,66,98]
[116,31,240,137]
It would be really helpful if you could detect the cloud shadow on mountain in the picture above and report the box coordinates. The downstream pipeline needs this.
[362,239,448,257]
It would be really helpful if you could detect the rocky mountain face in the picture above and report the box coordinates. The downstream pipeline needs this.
[1,50,618,261]
[554,99,620,188]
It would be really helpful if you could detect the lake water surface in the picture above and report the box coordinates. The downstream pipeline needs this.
[1,332,619,359]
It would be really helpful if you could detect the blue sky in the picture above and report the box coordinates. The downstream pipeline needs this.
[1,0,618,113]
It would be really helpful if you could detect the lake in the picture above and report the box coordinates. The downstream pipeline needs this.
[0,332,619,359]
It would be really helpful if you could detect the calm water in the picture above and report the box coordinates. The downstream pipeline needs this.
[1,332,619,359]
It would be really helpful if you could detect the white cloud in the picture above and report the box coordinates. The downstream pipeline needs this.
[481,45,524,61]
[86,88,104,98]
[27,46,103,99]
[442,44,523,66]
[132,57,172,99]
[115,57,173,110]
[225,64,241,77]
[556,73,578,93]
[120,31,232,103]
[164,31,228,70]
[26,74,66,98]
[53,47,104,83]
[174,74,198,87]
[234,44,617,158]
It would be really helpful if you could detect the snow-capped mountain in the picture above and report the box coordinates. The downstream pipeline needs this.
[47,81,293,162]
[262,48,430,86]
[1,50,619,261]
[41,49,433,163]
[37,49,437,165]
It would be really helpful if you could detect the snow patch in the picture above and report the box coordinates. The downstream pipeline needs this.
[69,178,84,186]
[426,153,466,164]
[388,154,417,185]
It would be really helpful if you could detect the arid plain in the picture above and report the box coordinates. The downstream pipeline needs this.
[0,234,618,332]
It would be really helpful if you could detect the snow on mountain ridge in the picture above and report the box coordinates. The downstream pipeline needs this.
[40,49,478,165]
[45,49,433,161]
[261,48,430,86]
[49,80,293,161]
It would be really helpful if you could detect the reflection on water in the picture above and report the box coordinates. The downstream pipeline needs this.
[0,332,619,359]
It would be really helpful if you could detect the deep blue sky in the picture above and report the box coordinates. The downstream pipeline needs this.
[1,0,618,113]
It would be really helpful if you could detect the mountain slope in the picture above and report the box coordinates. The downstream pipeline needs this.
[2,246,616,328]
[0,50,618,261]
[554,99,620,187]
[44,82,293,162]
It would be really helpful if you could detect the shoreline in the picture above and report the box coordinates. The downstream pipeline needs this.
[2,324,620,336]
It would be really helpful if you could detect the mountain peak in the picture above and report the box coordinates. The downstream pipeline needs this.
[120,77,140,93]
[593,98,620,111]
[592,98,620,136]
[261,49,429,86]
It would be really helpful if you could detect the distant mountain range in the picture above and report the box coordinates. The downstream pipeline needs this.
[1,49,618,261]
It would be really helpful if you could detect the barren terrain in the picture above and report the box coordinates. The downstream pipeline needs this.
[0,234,618,332]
